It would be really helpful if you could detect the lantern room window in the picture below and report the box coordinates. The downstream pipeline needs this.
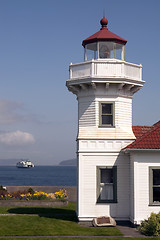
[85,43,97,61]
[84,42,125,61]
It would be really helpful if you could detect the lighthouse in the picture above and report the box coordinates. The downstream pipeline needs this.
[66,17,145,223]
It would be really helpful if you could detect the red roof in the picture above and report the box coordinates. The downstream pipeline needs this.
[82,17,127,47]
[126,121,160,149]
[132,126,153,138]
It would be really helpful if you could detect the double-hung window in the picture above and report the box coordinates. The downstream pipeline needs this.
[149,167,160,205]
[97,166,117,203]
[99,102,114,127]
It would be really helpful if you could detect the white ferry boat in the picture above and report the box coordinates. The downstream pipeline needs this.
[16,160,34,168]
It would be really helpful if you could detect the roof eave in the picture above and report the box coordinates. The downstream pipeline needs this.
[82,38,127,47]
[123,148,160,153]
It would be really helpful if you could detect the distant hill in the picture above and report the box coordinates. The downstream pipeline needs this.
[0,159,19,166]
[59,159,77,166]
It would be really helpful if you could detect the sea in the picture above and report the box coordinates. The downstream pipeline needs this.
[0,166,77,186]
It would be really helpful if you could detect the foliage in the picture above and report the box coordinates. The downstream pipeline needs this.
[27,188,35,195]
[54,189,67,200]
[0,238,145,240]
[0,190,7,198]
[0,186,7,197]
[0,186,6,191]
[0,238,156,240]
[139,212,160,236]
[9,190,28,199]
[0,189,68,201]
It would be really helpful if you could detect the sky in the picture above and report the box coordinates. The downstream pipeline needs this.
[0,0,159,165]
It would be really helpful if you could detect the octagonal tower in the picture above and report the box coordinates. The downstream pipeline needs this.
[66,17,145,222]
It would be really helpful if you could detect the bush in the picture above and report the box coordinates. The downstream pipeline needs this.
[27,188,35,195]
[0,190,7,197]
[0,186,8,198]
[0,189,68,201]
[10,190,28,199]
[139,212,160,236]
[54,189,67,201]
[0,186,5,191]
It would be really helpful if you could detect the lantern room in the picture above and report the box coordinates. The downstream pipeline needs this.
[82,17,127,61]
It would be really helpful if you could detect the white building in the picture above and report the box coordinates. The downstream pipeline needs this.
[66,17,160,225]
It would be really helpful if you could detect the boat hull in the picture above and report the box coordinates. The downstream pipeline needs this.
[16,160,34,168]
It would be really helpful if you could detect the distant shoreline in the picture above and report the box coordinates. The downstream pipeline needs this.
[0,165,77,167]
[0,158,77,167]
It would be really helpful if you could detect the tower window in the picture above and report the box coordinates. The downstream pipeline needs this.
[99,102,114,127]
[97,166,117,203]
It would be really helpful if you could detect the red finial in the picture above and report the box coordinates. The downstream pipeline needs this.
[100,17,108,29]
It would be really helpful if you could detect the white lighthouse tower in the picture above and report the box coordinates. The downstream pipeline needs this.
[66,17,145,223]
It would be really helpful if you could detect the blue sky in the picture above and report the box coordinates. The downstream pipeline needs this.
[0,0,159,165]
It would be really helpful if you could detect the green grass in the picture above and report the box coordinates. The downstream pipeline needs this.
[0,238,159,240]
[0,202,122,236]
[0,201,76,214]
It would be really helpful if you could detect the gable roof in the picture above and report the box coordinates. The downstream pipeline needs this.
[126,121,160,149]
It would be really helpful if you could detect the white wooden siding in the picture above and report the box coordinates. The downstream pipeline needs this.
[78,152,130,221]
[115,99,132,128]
[131,152,160,224]
[78,95,135,139]
[79,98,96,127]
[130,154,135,223]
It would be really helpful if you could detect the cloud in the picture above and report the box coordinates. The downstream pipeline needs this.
[0,131,35,146]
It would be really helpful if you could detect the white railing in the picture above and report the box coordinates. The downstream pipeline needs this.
[69,59,142,81]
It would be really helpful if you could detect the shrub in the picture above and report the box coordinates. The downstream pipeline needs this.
[0,189,68,201]
[139,212,160,236]
[54,189,67,201]
[10,190,28,199]
[0,186,6,191]
[27,188,35,195]
[0,190,7,198]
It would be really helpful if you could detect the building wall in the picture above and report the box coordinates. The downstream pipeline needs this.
[129,153,135,223]
[78,91,135,139]
[78,149,130,221]
[77,87,135,222]
[130,151,160,224]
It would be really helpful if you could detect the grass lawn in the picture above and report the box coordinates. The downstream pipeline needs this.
[0,202,122,237]
[0,238,158,240]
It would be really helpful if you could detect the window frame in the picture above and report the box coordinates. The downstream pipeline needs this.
[149,166,160,205]
[97,166,117,203]
[99,102,115,127]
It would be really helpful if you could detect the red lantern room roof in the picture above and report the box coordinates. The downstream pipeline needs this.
[82,17,127,47]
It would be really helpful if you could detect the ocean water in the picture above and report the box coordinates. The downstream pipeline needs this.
[0,166,77,186]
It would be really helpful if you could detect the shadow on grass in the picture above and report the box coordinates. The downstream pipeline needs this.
[8,207,77,222]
